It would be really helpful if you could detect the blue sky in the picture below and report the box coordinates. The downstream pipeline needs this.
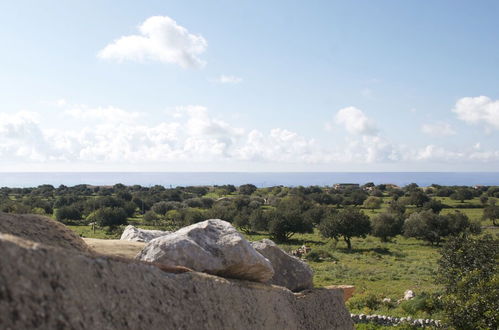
[1,0,499,171]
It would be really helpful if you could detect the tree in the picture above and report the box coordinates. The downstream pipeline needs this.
[403,210,479,246]
[438,235,498,329]
[143,210,159,223]
[319,207,371,250]
[249,208,268,232]
[483,204,499,226]
[267,209,313,241]
[408,190,430,207]
[387,199,406,218]
[239,184,257,195]
[451,188,473,203]
[422,198,445,213]
[55,206,82,222]
[371,212,403,242]
[348,190,368,206]
[89,207,127,229]
[362,196,382,211]
[152,201,181,215]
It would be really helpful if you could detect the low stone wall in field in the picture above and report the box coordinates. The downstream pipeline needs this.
[351,313,442,327]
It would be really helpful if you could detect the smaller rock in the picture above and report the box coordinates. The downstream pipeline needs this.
[252,239,313,292]
[120,225,171,243]
[404,289,415,300]
[382,297,392,303]
[327,285,355,302]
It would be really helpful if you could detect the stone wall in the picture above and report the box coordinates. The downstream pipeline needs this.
[0,233,353,330]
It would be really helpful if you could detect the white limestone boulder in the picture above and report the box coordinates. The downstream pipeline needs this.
[120,225,171,243]
[136,219,274,282]
[252,239,313,291]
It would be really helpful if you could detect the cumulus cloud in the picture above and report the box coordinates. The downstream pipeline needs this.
[453,96,499,130]
[334,106,378,136]
[3,103,499,168]
[421,122,456,137]
[98,16,207,68]
[213,75,243,84]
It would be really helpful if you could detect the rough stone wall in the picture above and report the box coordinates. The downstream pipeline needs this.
[0,234,353,330]
[0,212,89,253]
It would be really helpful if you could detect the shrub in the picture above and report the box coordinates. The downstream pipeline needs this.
[399,292,443,316]
[438,235,498,329]
[55,206,82,222]
[403,210,478,246]
[239,184,257,195]
[249,208,269,232]
[143,210,159,222]
[305,249,336,262]
[347,293,381,312]
[88,207,127,228]
[371,212,403,242]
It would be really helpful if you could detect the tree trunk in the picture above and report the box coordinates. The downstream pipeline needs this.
[344,237,352,250]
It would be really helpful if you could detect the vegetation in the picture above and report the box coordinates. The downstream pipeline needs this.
[319,207,371,250]
[1,181,497,323]
[438,234,498,329]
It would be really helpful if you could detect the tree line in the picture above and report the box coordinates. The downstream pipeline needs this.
[0,182,497,246]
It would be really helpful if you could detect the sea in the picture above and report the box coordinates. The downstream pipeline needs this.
[0,172,499,188]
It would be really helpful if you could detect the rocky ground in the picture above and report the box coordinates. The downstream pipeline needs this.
[0,213,354,330]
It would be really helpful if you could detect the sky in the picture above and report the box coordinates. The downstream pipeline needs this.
[1,0,499,172]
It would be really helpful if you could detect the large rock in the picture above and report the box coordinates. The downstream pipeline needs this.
[252,239,313,292]
[120,225,171,242]
[0,233,354,330]
[0,212,89,253]
[137,219,274,282]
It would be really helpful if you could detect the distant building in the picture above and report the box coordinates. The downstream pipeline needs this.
[333,183,360,191]
[384,184,400,190]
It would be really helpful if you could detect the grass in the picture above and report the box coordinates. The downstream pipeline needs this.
[67,200,496,320]
[242,230,442,318]
[71,221,445,318]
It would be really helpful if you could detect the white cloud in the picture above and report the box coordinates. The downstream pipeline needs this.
[213,75,243,84]
[334,106,378,136]
[453,96,499,130]
[98,16,207,68]
[421,122,456,137]
[3,102,499,168]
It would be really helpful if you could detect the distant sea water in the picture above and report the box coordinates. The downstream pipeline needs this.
[1,172,499,188]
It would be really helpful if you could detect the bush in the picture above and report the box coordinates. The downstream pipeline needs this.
[55,206,82,222]
[151,201,181,215]
[371,212,403,242]
[438,235,498,329]
[403,210,478,246]
[143,210,159,222]
[88,207,127,228]
[305,249,336,262]
[239,184,257,195]
[249,208,269,232]
[399,292,443,316]
[347,293,381,312]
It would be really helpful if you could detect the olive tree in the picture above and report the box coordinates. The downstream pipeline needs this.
[371,212,403,242]
[319,207,371,250]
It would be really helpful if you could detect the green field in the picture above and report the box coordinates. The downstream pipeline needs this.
[69,218,496,320]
